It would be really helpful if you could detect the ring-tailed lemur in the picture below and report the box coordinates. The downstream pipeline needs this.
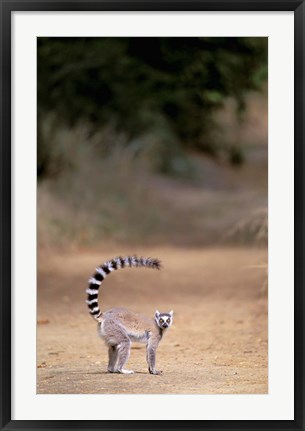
[86,255,173,375]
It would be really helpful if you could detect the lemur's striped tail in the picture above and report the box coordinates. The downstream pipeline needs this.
[86,256,162,320]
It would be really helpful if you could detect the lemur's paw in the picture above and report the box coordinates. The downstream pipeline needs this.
[149,369,163,375]
[119,369,134,374]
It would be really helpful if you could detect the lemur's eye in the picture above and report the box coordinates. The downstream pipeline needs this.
[159,319,164,324]
[166,318,170,323]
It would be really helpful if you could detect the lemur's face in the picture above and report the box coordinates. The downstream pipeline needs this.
[155,310,173,329]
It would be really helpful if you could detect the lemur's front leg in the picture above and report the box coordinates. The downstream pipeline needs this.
[146,338,163,375]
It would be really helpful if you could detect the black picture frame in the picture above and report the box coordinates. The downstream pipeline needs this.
[1,1,304,430]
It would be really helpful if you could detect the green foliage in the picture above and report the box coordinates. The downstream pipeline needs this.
[37,37,267,177]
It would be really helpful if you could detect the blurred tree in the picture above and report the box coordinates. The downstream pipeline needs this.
[37,37,267,177]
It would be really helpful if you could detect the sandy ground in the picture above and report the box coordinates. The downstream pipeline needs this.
[37,246,268,394]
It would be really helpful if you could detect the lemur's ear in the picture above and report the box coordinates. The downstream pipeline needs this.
[155,310,160,318]
[169,310,174,316]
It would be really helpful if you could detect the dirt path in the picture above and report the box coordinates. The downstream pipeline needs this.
[37,246,268,394]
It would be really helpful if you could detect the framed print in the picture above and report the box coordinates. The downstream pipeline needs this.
[1,1,304,430]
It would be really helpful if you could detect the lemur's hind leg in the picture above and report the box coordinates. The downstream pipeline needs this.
[116,339,133,374]
[104,320,133,374]
[107,346,118,373]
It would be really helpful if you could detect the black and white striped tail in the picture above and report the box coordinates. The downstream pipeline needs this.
[86,256,162,320]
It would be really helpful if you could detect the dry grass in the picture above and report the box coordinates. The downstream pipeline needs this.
[224,207,268,245]
[38,147,267,249]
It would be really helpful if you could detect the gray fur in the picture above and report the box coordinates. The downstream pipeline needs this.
[98,308,173,375]
[87,256,173,375]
